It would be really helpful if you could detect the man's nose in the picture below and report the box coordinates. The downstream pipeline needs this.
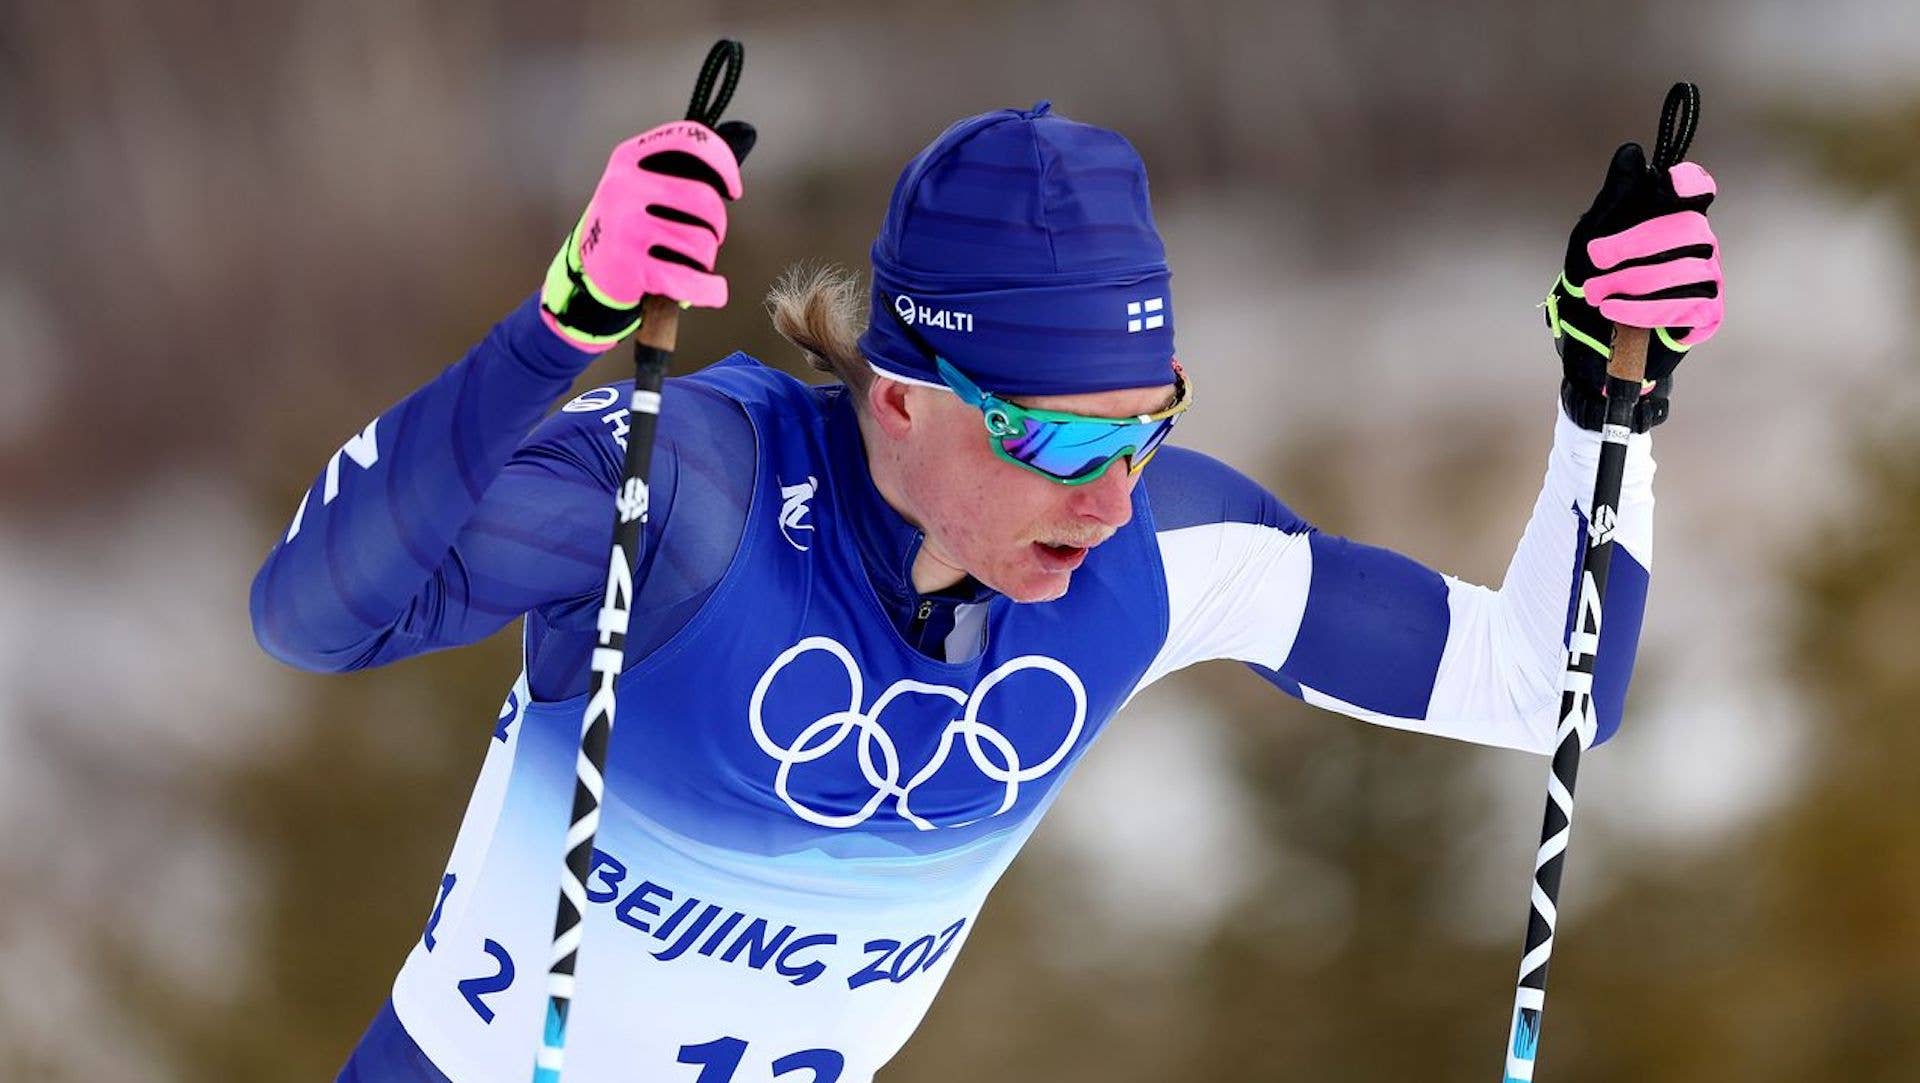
[1068,459,1137,528]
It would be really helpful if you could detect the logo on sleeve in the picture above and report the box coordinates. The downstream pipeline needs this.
[284,418,380,542]
[562,386,621,413]
[779,476,818,551]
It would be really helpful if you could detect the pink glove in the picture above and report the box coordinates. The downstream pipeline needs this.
[541,120,747,352]
[1548,145,1725,432]
[1582,161,1724,345]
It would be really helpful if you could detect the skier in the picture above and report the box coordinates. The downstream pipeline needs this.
[251,101,1723,1082]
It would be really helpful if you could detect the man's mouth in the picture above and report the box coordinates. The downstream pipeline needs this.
[1032,540,1091,572]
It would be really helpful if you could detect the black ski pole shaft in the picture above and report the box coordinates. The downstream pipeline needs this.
[532,38,743,1083]
[1500,81,1698,1083]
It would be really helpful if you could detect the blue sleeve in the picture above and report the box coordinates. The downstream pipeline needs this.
[249,295,599,670]
[1283,533,1454,718]
[249,297,755,702]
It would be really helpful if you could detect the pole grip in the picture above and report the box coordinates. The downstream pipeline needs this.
[1607,324,1649,384]
[636,295,681,351]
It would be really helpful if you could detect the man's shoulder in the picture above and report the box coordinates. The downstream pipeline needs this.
[536,354,791,456]
[674,352,833,418]
[1140,444,1310,535]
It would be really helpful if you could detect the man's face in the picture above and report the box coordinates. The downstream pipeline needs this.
[871,378,1178,604]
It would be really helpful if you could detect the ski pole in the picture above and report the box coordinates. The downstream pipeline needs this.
[1500,81,1699,1083]
[532,38,747,1083]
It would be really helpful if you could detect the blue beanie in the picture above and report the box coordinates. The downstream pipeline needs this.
[857,102,1176,396]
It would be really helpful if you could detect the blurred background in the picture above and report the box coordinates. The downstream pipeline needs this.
[3,0,1917,1079]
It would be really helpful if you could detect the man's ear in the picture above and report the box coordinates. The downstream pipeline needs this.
[867,375,916,440]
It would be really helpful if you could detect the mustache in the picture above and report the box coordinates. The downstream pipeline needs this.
[1036,529,1114,549]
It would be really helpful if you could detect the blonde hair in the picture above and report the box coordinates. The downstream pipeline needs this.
[766,263,872,402]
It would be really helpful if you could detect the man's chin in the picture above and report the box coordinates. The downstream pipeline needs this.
[999,577,1069,604]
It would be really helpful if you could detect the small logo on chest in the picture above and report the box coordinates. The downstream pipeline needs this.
[778,476,818,552]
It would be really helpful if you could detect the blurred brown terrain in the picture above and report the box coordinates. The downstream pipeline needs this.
[1,1,1916,1080]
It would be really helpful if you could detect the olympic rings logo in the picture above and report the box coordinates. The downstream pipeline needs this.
[748,636,1087,831]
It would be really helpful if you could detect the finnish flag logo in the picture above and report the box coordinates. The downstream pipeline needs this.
[1126,297,1165,333]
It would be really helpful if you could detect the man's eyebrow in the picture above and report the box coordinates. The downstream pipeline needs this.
[1129,384,1182,416]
